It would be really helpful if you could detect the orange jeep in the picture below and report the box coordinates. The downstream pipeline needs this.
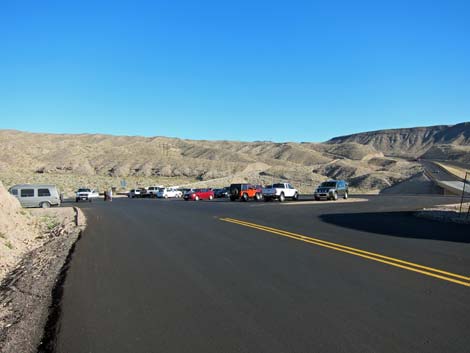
[229,183,262,201]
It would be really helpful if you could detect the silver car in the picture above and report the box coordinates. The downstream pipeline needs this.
[9,184,61,208]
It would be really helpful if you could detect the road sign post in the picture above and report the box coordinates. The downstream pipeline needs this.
[459,171,469,216]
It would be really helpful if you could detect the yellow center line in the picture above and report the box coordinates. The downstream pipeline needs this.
[220,217,470,287]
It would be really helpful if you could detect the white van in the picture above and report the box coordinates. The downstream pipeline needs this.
[9,184,61,208]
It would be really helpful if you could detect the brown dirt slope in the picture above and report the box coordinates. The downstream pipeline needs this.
[0,182,41,280]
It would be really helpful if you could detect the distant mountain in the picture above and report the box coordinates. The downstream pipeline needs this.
[327,122,470,158]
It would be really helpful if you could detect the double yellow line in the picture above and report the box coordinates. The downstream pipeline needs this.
[220,217,470,287]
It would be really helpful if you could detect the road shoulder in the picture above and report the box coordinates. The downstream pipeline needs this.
[0,207,86,353]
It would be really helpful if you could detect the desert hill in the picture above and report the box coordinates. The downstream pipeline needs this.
[327,122,470,158]
[0,123,468,194]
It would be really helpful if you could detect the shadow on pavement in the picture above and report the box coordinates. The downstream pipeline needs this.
[319,211,470,243]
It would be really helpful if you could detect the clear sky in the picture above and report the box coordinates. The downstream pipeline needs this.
[1,0,469,142]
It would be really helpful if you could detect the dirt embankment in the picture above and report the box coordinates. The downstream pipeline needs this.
[0,182,43,279]
[415,203,470,224]
[0,181,86,353]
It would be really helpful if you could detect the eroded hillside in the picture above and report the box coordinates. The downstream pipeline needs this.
[1,122,468,194]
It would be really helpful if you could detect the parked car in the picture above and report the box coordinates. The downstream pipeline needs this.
[214,187,229,198]
[128,189,142,198]
[183,188,214,201]
[181,188,193,196]
[314,180,349,201]
[9,184,61,208]
[156,187,183,198]
[75,188,99,202]
[229,183,262,201]
[147,185,164,198]
[262,183,299,202]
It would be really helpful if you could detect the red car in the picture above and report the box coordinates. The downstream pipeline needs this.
[183,188,214,201]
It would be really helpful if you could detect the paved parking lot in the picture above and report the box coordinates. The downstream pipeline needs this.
[53,195,470,353]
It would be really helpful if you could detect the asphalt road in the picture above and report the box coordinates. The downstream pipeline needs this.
[420,160,462,182]
[53,196,469,353]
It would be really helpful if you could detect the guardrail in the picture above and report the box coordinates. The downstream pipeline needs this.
[459,172,470,220]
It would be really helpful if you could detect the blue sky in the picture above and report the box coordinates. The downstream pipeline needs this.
[1,0,469,142]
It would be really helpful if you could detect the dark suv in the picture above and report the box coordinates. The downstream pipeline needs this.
[229,183,262,201]
[314,180,348,201]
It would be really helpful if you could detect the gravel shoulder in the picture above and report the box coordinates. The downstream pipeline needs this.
[415,202,470,224]
[0,207,86,353]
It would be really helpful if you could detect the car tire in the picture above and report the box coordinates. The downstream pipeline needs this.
[293,192,298,201]
[255,193,261,201]
[343,191,348,200]
[75,198,79,202]
[195,195,199,201]
[41,201,51,209]
[279,193,285,202]
[242,193,248,202]
[332,192,338,201]
[230,196,236,201]
[209,195,213,200]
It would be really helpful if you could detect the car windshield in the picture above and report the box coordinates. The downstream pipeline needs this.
[158,188,165,192]
[320,182,337,187]
[78,188,90,192]
[272,183,285,188]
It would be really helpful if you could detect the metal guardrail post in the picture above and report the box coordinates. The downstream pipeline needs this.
[73,206,79,226]
[459,172,468,216]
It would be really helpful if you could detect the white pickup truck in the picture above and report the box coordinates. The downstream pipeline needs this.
[75,188,99,202]
[262,183,299,202]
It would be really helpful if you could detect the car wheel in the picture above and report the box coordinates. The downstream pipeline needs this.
[41,201,51,209]
[242,193,248,202]
[75,198,79,202]
[230,196,236,201]
[209,195,213,200]
[195,195,199,201]
[293,192,298,201]
[279,193,285,202]
[255,193,261,201]
[343,191,348,200]
[332,192,338,201]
